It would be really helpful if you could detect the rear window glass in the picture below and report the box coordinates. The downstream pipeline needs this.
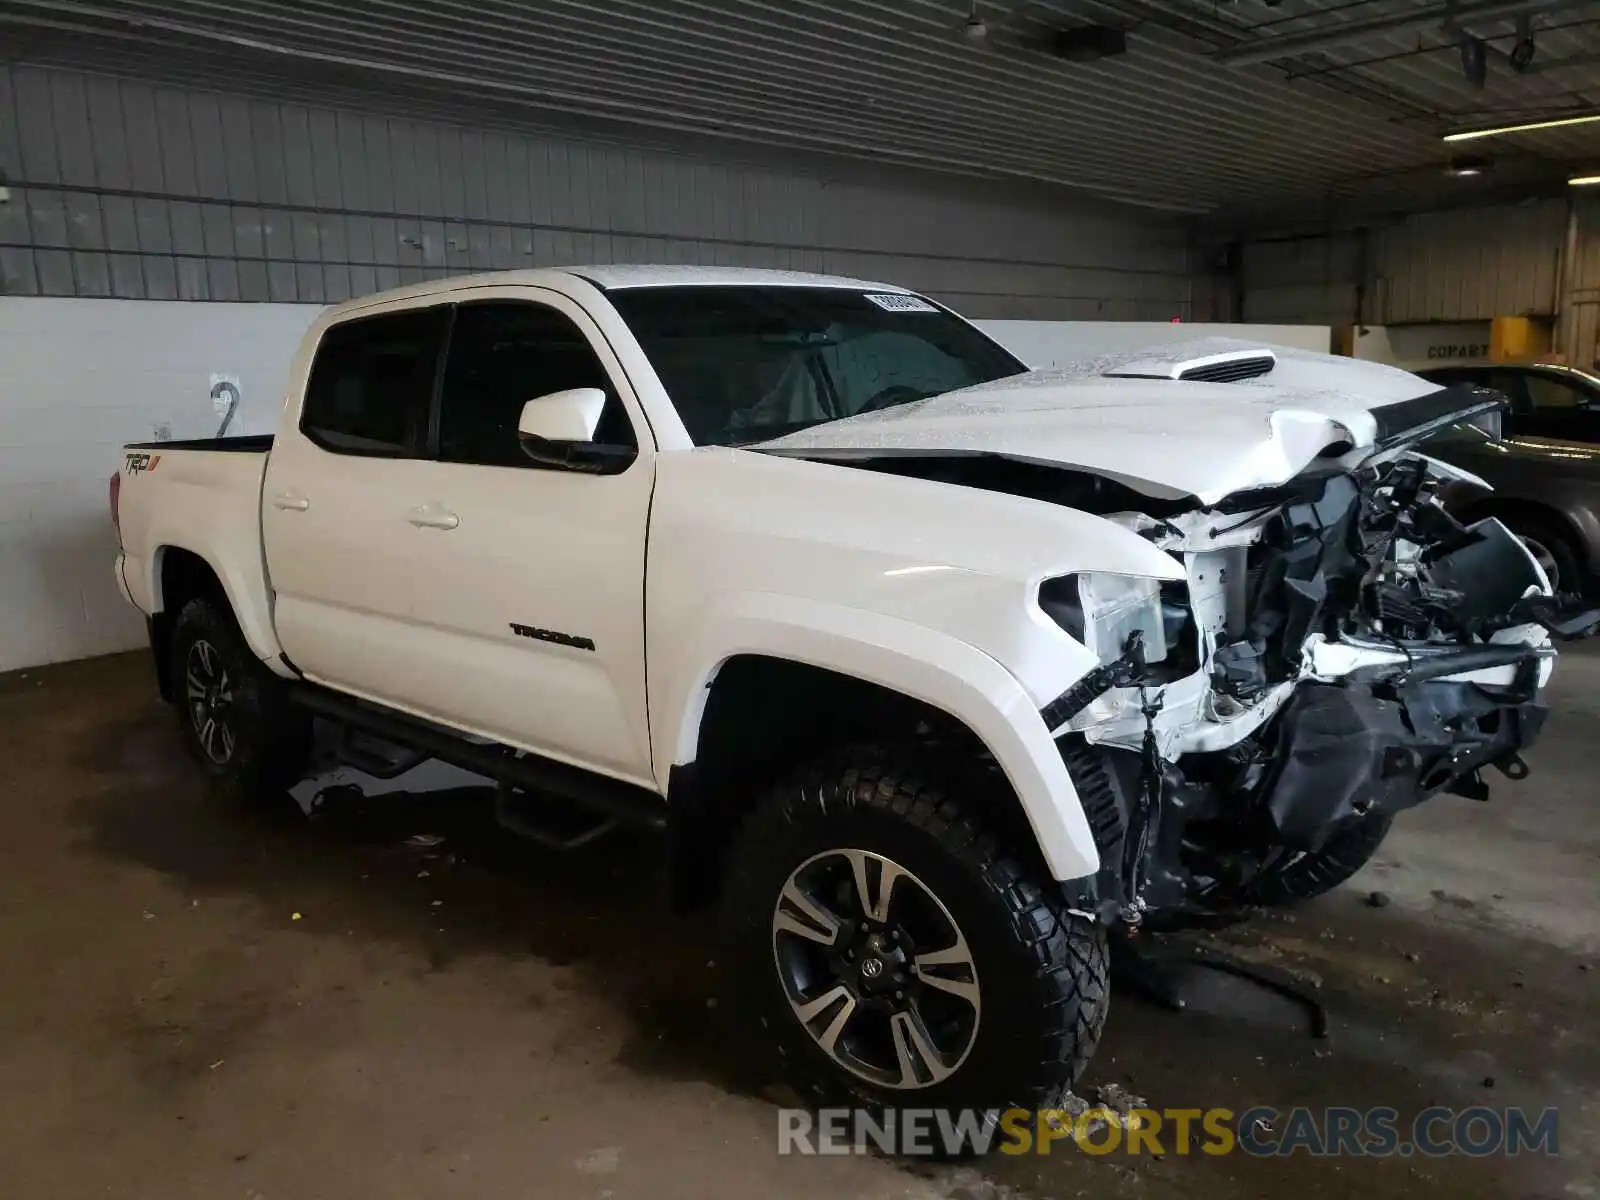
[302,309,449,456]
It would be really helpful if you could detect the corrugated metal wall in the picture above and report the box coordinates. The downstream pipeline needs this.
[1237,199,1598,369]
[1376,204,1566,326]
[0,64,1193,321]
[1237,233,1363,327]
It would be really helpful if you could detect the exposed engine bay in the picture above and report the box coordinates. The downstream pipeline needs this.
[1034,449,1600,928]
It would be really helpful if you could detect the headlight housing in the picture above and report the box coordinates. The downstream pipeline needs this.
[1040,572,1200,683]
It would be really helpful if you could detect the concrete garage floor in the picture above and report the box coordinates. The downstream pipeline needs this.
[2,650,1596,1200]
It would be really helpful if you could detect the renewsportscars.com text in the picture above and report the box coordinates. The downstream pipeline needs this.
[777,1105,1560,1158]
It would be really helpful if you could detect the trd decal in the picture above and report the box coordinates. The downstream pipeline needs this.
[510,623,596,651]
[124,452,162,475]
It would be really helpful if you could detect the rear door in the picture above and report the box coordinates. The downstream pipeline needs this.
[401,293,657,784]
[262,305,450,707]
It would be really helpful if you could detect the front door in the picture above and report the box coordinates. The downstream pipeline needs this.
[400,294,657,785]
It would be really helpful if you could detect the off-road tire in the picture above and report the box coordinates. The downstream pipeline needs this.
[1248,814,1394,908]
[721,745,1109,1122]
[168,597,311,801]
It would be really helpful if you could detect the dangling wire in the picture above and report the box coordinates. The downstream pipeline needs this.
[1125,679,1167,912]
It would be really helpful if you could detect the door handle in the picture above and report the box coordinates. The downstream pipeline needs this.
[272,492,310,511]
[407,504,460,531]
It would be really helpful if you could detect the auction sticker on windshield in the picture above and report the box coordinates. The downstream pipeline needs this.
[863,293,938,312]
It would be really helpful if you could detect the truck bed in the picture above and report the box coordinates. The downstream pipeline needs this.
[115,437,282,667]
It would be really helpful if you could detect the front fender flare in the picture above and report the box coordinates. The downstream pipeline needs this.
[657,592,1099,881]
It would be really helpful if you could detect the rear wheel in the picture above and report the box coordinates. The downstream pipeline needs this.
[722,747,1108,1124]
[169,597,310,801]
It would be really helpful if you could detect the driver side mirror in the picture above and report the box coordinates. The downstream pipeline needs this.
[517,388,635,474]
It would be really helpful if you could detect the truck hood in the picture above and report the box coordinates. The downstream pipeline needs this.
[753,339,1500,506]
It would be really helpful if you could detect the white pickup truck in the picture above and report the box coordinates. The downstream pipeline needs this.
[112,266,1594,1119]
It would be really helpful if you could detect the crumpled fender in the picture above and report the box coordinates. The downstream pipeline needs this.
[656,590,1101,881]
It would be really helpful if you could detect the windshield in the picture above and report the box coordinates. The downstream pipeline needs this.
[606,286,1026,446]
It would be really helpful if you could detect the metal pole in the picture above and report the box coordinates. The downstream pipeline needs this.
[1554,197,1578,357]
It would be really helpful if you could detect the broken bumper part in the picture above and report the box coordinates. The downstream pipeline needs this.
[1260,656,1548,852]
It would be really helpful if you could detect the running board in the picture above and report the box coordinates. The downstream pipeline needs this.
[286,684,666,831]
[494,788,619,851]
[334,726,432,779]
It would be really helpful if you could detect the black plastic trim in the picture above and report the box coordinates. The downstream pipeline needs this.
[1382,644,1542,688]
[288,683,667,829]
[145,615,174,703]
[424,301,457,460]
[1178,355,1275,383]
[124,435,273,452]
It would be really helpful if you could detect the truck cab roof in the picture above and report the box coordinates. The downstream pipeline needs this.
[326,265,914,322]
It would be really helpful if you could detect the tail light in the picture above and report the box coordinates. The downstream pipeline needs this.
[109,470,122,548]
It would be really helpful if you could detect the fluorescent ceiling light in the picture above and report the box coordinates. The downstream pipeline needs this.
[1447,155,1490,177]
[1571,174,1600,187]
[1443,113,1600,142]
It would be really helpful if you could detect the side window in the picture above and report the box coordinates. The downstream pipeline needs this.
[1474,369,1530,429]
[1524,373,1588,410]
[438,301,636,468]
[302,308,448,456]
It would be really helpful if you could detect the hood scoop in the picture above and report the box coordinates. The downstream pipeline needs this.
[1104,347,1277,384]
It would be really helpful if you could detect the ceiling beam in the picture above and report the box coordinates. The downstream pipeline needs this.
[1213,0,1578,67]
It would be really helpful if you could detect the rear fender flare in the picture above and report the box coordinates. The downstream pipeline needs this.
[151,543,286,672]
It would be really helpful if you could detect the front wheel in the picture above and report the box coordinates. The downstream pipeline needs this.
[1247,814,1394,908]
[168,597,310,801]
[722,748,1109,1121]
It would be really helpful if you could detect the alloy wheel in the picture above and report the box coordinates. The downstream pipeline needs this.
[771,848,981,1091]
[184,638,237,764]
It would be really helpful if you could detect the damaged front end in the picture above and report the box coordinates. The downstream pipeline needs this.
[1045,443,1600,929]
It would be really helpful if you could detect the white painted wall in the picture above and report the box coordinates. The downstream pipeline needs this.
[1348,322,1493,369]
[0,301,1330,673]
[0,298,321,671]
[977,320,1332,367]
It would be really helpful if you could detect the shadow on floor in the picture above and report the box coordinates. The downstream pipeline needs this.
[24,653,1600,1199]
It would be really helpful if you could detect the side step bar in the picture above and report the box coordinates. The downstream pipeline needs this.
[287,684,666,831]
